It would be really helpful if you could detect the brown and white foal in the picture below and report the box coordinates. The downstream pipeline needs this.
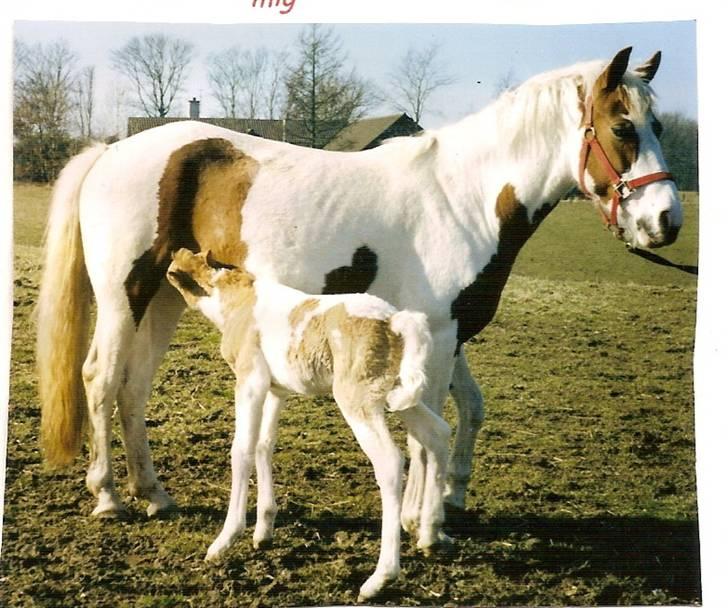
[166,248,451,601]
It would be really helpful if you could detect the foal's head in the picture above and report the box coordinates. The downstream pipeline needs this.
[578,47,682,249]
[167,248,254,311]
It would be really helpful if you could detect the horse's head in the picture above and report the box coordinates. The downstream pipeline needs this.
[578,47,682,249]
[167,248,253,311]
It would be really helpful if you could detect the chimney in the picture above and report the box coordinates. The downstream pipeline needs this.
[189,97,200,119]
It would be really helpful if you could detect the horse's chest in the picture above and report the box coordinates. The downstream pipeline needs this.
[450,185,554,347]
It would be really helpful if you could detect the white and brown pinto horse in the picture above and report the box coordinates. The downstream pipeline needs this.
[37,48,681,548]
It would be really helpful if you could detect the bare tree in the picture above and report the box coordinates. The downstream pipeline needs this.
[111,33,193,117]
[285,24,374,148]
[242,48,269,118]
[207,46,246,118]
[388,43,455,124]
[14,39,78,181]
[75,65,95,140]
[208,47,289,120]
[265,50,289,119]
[493,68,518,97]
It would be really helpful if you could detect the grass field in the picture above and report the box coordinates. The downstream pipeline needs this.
[3,185,699,607]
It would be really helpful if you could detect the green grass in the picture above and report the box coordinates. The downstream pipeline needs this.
[12,182,53,249]
[2,183,699,607]
[515,194,698,287]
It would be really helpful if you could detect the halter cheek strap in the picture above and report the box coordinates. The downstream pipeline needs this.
[578,95,675,233]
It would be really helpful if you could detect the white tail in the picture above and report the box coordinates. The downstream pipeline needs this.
[386,311,432,411]
[36,143,106,467]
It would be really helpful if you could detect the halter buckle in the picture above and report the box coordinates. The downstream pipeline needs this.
[614,180,633,200]
[583,126,596,141]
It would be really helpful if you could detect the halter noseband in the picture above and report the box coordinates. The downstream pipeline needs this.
[578,95,674,235]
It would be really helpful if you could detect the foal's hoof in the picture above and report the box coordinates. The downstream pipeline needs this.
[357,569,399,603]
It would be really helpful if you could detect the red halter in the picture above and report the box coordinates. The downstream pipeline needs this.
[578,95,674,235]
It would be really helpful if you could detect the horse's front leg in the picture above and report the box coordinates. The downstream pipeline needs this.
[206,353,270,561]
[400,327,456,544]
[252,391,284,549]
[445,349,485,509]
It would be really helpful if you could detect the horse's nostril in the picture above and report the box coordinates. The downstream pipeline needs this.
[659,209,671,234]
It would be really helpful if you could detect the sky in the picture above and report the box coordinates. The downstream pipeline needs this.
[12,20,697,133]
[2,2,727,605]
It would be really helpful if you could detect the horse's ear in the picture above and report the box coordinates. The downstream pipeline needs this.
[600,46,632,92]
[634,51,661,83]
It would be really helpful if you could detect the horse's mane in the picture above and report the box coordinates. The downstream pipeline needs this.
[430,58,657,162]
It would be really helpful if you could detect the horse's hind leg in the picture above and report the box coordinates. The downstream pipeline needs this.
[397,402,452,553]
[117,283,186,517]
[445,350,485,509]
[83,304,136,518]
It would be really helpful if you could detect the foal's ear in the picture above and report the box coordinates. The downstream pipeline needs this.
[634,51,661,83]
[205,250,239,271]
[171,247,192,263]
[600,46,632,92]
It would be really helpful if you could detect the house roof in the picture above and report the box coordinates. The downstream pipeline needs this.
[323,114,422,151]
[126,113,422,151]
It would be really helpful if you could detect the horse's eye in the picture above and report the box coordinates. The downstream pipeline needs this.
[652,120,664,139]
[611,122,636,139]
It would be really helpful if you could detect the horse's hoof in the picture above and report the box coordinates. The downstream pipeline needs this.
[418,532,455,557]
[400,515,419,536]
[443,487,467,512]
[146,500,178,519]
[92,506,131,520]
[253,537,273,550]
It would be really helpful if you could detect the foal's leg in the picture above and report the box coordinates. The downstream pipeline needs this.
[117,283,186,517]
[401,328,456,535]
[82,305,136,518]
[337,404,404,603]
[446,349,485,509]
[253,391,284,549]
[206,353,270,561]
[398,403,452,553]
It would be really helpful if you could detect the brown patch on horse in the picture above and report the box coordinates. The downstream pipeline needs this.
[322,245,378,295]
[288,298,320,331]
[451,184,554,348]
[125,138,258,326]
[287,303,403,412]
[585,74,639,198]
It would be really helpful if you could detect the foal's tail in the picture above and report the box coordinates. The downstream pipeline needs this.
[386,311,432,411]
[36,143,107,468]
